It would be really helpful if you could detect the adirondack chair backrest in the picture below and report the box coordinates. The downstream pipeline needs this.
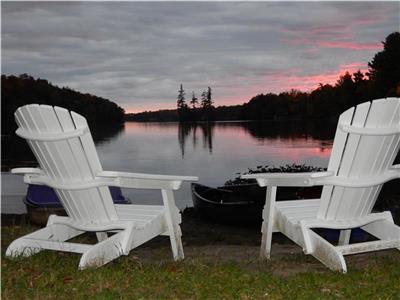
[317,98,400,221]
[15,104,119,224]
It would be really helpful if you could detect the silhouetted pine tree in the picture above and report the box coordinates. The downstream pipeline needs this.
[200,87,213,108]
[190,91,198,108]
[200,89,207,108]
[177,84,189,122]
[177,84,186,109]
[200,87,214,120]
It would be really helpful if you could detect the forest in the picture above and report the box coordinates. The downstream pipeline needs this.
[127,32,400,122]
[1,74,125,135]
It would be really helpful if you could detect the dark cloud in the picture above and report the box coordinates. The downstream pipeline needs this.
[2,2,399,111]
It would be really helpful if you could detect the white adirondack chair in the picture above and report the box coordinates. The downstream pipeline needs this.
[242,98,400,273]
[6,104,198,269]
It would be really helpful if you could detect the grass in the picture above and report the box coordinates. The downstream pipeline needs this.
[2,226,400,300]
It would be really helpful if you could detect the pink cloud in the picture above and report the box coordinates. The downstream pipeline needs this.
[316,41,381,50]
[280,14,385,51]
[280,25,351,46]
[282,35,380,51]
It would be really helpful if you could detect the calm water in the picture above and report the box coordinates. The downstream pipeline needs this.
[2,120,336,210]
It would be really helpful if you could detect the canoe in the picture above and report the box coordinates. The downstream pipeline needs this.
[24,184,130,225]
[191,183,266,224]
[191,183,324,225]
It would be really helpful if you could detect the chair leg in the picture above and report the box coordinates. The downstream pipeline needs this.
[260,219,273,259]
[79,231,127,269]
[307,229,347,273]
[338,229,351,246]
[161,189,184,261]
[6,237,44,258]
[96,232,108,242]
[260,186,277,260]
[80,217,166,269]
[6,224,83,258]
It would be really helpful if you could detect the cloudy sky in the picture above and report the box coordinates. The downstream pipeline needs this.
[2,2,399,113]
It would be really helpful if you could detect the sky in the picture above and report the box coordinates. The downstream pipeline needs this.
[2,2,399,113]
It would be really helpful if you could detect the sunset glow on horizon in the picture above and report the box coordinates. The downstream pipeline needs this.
[125,61,370,113]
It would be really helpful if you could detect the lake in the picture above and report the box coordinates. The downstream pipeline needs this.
[1,120,336,210]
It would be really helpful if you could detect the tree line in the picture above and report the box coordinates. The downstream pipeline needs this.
[127,31,400,122]
[1,74,125,135]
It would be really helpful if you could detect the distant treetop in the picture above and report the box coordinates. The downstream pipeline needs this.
[1,74,125,135]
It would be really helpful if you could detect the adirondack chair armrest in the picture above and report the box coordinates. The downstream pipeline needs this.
[314,168,400,187]
[241,171,334,187]
[97,171,198,190]
[11,168,47,186]
[11,168,43,175]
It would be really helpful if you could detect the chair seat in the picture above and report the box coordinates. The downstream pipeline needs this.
[115,204,165,228]
[275,199,320,225]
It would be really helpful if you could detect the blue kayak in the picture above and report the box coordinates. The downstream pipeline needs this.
[24,184,129,208]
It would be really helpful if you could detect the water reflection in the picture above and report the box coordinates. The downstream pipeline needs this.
[176,120,334,159]
[178,123,214,157]
[1,123,125,171]
[2,120,335,172]
[91,123,125,144]
[239,119,336,141]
